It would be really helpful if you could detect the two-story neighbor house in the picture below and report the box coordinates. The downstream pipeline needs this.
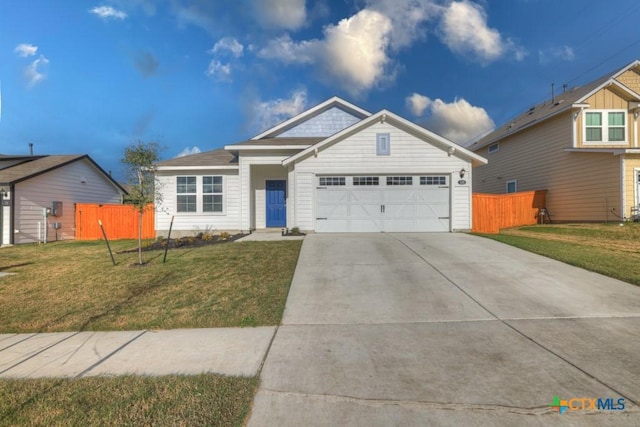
[470,60,640,222]
[154,97,487,236]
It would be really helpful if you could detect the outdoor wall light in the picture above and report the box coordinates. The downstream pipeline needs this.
[459,168,466,178]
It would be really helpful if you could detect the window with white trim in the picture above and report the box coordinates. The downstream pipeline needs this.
[420,176,447,186]
[387,176,413,186]
[488,143,499,154]
[353,176,379,186]
[506,180,517,193]
[376,133,390,155]
[177,176,197,212]
[203,176,223,212]
[584,110,626,143]
[319,177,346,186]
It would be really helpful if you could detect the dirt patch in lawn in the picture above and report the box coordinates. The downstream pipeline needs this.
[118,233,247,253]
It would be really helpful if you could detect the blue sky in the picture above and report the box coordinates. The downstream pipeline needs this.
[1,0,640,181]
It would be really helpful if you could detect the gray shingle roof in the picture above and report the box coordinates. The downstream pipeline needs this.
[156,148,238,167]
[0,154,126,194]
[0,155,84,184]
[227,137,325,147]
[470,60,640,150]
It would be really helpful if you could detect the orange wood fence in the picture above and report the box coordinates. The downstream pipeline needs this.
[75,203,155,240]
[472,190,546,234]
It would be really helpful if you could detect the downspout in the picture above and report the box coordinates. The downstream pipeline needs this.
[10,185,15,245]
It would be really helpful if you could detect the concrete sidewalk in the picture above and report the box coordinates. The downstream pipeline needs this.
[0,327,275,379]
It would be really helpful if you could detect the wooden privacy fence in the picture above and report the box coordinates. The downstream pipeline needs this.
[472,190,546,234]
[75,203,155,240]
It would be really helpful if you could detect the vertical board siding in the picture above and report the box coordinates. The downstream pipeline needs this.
[75,204,155,240]
[472,191,547,234]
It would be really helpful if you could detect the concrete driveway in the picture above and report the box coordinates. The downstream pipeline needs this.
[248,233,640,426]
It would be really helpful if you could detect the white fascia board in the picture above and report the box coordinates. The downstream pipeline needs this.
[250,96,372,140]
[223,145,311,151]
[563,148,634,155]
[576,78,640,104]
[283,109,488,167]
[156,165,239,171]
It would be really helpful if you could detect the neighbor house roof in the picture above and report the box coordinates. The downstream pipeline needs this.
[155,148,238,169]
[470,59,640,150]
[0,154,126,193]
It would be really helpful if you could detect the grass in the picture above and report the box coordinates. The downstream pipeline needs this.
[0,374,257,427]
[477,222,640,286]
[0,239,302,333]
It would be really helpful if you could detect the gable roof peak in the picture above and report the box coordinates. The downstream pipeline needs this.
[251,96,371,140]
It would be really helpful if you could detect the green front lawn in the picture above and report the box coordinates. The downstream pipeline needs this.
[477,223,640,286]
[0,239,302,333]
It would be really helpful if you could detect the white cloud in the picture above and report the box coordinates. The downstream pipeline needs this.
[439,0,525,64]
[206,60,232,82]
[410,94,495,145]
[90,5,127,20]
[365,0,439,50]
[15,43,38,57]
[252,0,306,30]
[259,34,318,64]
[250,89,308,131]
[25,55,49,87]
[176,146,201,157]
[210,37,244,58]
[259,9,393,95]
[539,45,575,65]
[406,93,432,116]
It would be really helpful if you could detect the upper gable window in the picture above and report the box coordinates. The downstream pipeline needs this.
[488,143,499,154]
[584,110,626,143]
[376,133,390,156]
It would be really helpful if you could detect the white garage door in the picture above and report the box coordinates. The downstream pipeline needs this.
[315,175,450,232]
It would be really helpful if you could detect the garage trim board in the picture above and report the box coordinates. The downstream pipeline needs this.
[315,174,451,232]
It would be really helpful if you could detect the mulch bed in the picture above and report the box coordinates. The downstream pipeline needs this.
[119,233,247,253]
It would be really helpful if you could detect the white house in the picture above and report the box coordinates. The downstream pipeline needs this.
[155,97,487,235]
[0,154,125,245]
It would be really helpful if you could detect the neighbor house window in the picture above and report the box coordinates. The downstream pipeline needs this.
[488,143,499,154]
[421,176,447,186]
[319,177,346,186]
[387,176,413,186]
[585,110,626,143]
[353,176,379,186]
[203,176,223,212]
[376,133,390,155]
[177,176,197,212]
[506,180,517,193]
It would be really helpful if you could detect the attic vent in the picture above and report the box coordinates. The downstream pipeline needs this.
[553,99,564,106]
[528,106,536,115]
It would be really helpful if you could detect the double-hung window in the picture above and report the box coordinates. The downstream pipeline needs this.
[585,110,626,143]
[203,176,223,212]
[177,176,197,212]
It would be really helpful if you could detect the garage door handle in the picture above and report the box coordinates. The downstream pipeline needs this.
[380,205,385,213]
[316,217,327,220]
[438,217,450,219]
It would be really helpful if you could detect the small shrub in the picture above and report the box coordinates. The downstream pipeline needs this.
[201,232,215,241]
[290,227,301,235]
[219,231,230,240]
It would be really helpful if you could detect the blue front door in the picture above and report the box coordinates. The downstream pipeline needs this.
[266,180,286,227]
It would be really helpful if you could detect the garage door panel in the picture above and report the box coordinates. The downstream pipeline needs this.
[315,175,451,233]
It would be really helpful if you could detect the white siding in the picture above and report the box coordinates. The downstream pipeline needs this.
[155,170,241,235]
[14,159,122,244]
[292,122,472,231]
